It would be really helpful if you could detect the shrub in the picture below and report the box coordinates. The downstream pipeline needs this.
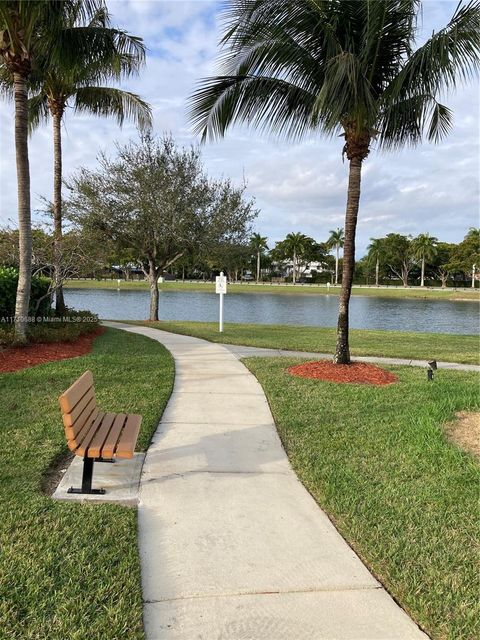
[0,309,99,346]
[0,267,52,321]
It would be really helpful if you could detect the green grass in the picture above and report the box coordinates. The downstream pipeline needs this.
[244,357,480,640]
[65,278,480,301]
[0,328,174,640]
[130,321,480,365]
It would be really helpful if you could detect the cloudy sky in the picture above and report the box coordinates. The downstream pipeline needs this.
[0,0,478,256]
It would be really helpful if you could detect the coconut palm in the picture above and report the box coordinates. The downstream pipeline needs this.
[27,3,150,314]
[0,0,131,340]
[412,233,438,287]
[367,237,385,287]
[188,0,480,363]
[0,1,67,341]
[250,232,268,282]
[327,228,344,285]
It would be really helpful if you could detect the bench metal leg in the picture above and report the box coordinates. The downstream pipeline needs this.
[68,456,106,495]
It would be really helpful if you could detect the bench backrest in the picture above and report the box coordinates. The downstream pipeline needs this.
[59,371,98,446]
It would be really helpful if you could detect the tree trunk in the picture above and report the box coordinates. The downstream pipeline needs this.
[52,111,66,315]
[256,251,260,283]
[420,256,425,287]
[292,250,296,285]
[335,246,339,285]
[148,259,159,321]
[375,258,379,286]
[334,157,362,364]
[402,265,408,287]
[13,72,32,343]
[472,264,476,288]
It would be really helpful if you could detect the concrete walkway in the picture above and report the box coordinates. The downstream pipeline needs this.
[221,344,479,372]
[105,322,428,640]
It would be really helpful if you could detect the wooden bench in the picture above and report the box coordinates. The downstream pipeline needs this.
[59,370,142,495]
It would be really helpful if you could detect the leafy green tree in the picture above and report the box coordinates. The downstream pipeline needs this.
[250,233,268,282]
[66,134,257,319]
[383,233,414,287]
[431,242,455,288]
[188,0,480,363]
[27,2,151,314]
[448,227,480,287]
[366,237,386,287]
[326,228,344,285]
[412,233,438,286]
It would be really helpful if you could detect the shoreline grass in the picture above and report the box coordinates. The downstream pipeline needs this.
[244,357,480,640]
[0,328,174,640]
[130,321,480,365]
[64,278,480,301]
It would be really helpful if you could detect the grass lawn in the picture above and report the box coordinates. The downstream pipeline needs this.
[0,328,174,640]
[132,321,480,365]
[244,357,480,640]
[65,278,480,301]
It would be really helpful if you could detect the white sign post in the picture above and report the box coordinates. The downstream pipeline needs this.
[215,271,227,332]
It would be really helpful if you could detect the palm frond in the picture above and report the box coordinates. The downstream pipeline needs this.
[28,92,50,132]
[388,1,480,100]
[73,86,152,129]
[189,73,319,142]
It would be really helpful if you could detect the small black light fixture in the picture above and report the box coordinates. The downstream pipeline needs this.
[427,359,437,381]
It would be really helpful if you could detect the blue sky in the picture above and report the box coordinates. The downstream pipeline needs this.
[0,0,478,256]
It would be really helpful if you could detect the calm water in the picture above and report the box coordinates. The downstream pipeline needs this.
[64,288,479,335]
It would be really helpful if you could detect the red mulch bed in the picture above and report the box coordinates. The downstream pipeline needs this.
[287,360,398,385]
[0,327,104,374]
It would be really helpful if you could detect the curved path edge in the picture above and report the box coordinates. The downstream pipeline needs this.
[104,322,428,640]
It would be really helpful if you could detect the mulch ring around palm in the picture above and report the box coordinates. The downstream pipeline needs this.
[0,327,105,374]
[287,360,398,385]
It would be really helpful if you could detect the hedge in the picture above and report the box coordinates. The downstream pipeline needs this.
[0,267,52,321]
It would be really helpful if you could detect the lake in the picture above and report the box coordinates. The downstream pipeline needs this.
[64,288,479,335]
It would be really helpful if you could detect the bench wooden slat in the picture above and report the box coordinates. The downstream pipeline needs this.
[87,413,117,458]
[68,411,104,453]
[59,370,94,413]
[115,414,142,459]
[101,413,127,458]
[77,412,112,457]
[62,386,96,429]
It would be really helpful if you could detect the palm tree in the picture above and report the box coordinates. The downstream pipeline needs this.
[326,228,344,285]
[412,233,438,287]
[367,238,385,287]
[0,0,131,340]
[0,1,67,342]
[28,3,151,315]
[188,0,480,364]
[250,232,268,282]
[279,232,310,284]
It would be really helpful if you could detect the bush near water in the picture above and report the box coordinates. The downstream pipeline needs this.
[0,267,51,320]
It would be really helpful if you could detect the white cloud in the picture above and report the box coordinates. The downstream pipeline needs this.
[0,0,479,256]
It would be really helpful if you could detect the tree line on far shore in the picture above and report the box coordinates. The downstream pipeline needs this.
[2,223,478,291]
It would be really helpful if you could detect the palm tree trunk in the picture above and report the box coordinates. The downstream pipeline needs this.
[420,256,425,287]
[13,72,32,344]
[292,250,296,285]
[256,251,260,283]
[335,246,339,285]
[375,258,379,286]
[148,259,159,321]
[472,264,476,288]
[52,111,66,315]
[334,157,362,364]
